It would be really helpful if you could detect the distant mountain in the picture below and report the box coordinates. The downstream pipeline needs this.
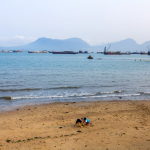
[0,37,150,52]
[0,37,91,51]
[100,38,139,52]
[93,38,150,52]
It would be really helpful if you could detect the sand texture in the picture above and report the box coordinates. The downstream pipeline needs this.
[0,100,150,150]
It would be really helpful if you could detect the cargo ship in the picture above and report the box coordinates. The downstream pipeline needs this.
[53,51,78,54]
[147,46,150,55]
[84,51,90,54]
[28,50,47,53]
[121,51,130,55]
[140,51,147,55]
[79,50,84,53]
[104,46,122,55]
[79,50,90,54]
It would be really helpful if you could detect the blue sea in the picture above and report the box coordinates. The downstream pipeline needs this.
[0,52,150,111]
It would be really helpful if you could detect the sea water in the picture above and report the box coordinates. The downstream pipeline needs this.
[0,52,150,111]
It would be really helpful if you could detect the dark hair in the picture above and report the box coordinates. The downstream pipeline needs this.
[84,117,86,121]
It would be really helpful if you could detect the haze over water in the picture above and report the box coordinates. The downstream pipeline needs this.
[0,52,150,111]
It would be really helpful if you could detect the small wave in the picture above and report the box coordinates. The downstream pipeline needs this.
[139,92,150,95]
[95,90,122,95]
[2,92,140,100]
[0,86,80,92]
[11,95,64,100]
[0,86,81,92]
[0,85,17,87]
[91,93,140,98]
[0,88,41,92]
[0,96,11,100]
[49,86,81,89]
[101,85,114,87]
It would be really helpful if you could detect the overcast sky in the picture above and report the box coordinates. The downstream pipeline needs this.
[0,0,150,46]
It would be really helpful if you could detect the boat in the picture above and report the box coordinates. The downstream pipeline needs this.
[130,52,140,54]
[42,50,47,53]
[79,50,84,53]
[97,52,104,54]
[104,46,122,55]
[53,51,78,54]
[28,50,47,53]
[87,55,93,59]
[84,51,90,54]
[28,51,34,53]
[121,51,130,55]
[147,46,150,55]
[140,51,147,55]
[48,51,54,53]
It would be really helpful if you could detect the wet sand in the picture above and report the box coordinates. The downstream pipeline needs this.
[0,100,150,150]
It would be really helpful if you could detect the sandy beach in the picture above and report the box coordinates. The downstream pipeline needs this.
[0,100,150,150]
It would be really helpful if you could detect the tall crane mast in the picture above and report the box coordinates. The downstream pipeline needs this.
[107,45,111,51]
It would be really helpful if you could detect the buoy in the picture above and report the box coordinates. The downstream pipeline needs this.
[135,59,136,61]
[140,59,141,61]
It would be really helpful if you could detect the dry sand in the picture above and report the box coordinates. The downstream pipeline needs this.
[0,100,150,150]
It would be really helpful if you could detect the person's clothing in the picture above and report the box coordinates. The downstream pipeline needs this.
[85,119,90,123]
[76,118,82,124]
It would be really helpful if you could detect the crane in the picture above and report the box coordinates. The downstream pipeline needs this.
[104,45,111,52]
[107,45,111,51]
[147,46,150,50]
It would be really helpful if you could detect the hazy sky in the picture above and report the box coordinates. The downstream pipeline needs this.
[0,0,150,46]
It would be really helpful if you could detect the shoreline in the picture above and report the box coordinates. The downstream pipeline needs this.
[0,100,150,149]
[1,98,150,113]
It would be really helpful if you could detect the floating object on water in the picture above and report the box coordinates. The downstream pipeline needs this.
[135,59,136,61]
[140,59,141,61]
[87,55,93,59]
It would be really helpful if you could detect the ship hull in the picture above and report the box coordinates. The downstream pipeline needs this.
[104,53,121,55]
[53,51,78,54]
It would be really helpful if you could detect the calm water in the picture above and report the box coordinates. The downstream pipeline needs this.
[0,52,150,111]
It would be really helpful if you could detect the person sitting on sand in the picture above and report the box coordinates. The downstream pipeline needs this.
[74,118,84,127]
[84,117,90,126]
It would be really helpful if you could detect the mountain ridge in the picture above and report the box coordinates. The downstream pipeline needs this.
[0,37,150,52]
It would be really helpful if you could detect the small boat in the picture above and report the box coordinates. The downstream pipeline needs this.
[87,55,93,59]
[79,50,84,53]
